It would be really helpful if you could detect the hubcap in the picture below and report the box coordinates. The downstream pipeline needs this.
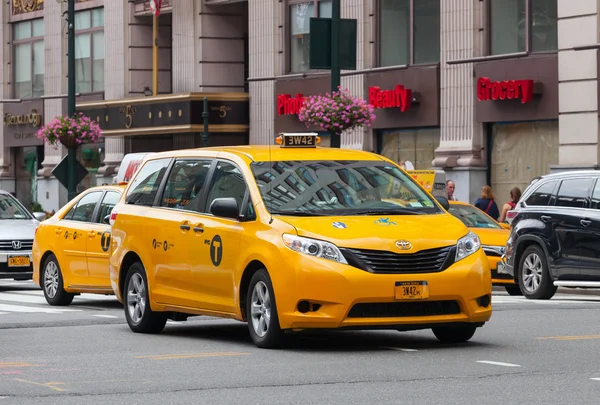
[522,252,543,293]
[44,261,59,299]
[126,273,146,324]
[250,281,271,338]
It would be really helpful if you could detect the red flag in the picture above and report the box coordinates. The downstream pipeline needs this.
[150,0,163,16]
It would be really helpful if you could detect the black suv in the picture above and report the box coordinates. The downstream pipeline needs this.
[499,170,600,299]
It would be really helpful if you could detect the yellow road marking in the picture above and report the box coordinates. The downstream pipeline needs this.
[47,379,152,386]
[14,379,65,392]
[0,362,41,369]
[135,352,251,360]
[537,335,600,341]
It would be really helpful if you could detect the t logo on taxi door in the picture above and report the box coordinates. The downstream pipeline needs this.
[210,235,223,267]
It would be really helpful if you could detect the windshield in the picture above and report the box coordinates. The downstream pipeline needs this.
[250,160,441,216]
[448,203,501,229]
[0,194,31,220]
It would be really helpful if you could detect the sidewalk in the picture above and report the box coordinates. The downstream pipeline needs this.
[493,286,600,296]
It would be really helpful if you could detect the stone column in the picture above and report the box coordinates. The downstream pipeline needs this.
[97,0,128,184]
[433,0,486,203]
[0,0,11,188]
[554,0,599,171]
[172,0,198,93]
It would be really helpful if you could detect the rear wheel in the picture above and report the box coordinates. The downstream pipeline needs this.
[432,325,478,343]
[123,262,167,333]
[504,285,522,296]
[517,245,556,300]
[42,254,74,306]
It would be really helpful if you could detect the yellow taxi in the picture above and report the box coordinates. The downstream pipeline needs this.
[109,133,492,348]
[32,184,125,305]
[447,201,521,296]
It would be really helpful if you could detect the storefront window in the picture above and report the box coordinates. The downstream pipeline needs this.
[379,0,440,67]
[289,0,332,73]
[13,19,44,99]
[490,0,556,55]
[75,8,105,93]
[379,128,440,170]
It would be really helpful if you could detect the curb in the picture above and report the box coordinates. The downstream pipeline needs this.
[492,285,600,296]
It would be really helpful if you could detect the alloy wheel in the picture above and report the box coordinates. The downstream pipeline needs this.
[522,252,543,293]
[44,261,59,299]
[250,281,271,338]
[127,273,146,324]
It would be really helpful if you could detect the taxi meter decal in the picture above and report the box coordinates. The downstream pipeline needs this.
[100,231,111,252]
[209,235,223,267]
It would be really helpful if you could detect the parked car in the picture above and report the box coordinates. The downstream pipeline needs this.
[447,201,521,296]
[500,170,600,299]
[0,190,46,281]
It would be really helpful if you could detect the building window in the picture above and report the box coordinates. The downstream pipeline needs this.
[13,19,44,99]
[490,0,557,55]
[379,0,440,67]
[289,0,332,73]
[75,8,104,93]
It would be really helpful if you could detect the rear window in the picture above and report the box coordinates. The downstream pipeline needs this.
[525,181,557,207]
[125,158,171,206]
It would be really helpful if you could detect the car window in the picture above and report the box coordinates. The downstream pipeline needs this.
[0,194,31,220]
[69,191,103,223]
[204,161,248,215]
[525,181,557,207]
[448,204,501,229]
[97,191,121,224]
[160,159,212,212]
[555,178,593,208]
[590,179,600,210]
[125,158,171,206]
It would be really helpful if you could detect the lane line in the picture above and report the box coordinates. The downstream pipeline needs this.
[590,378,600,381]
[0,312,7,315]
[134,352,251,360]
[0,293,50,305]
[476,360,521,367]
[537,335,600,341]
[13,379,65,392]
[167,320,181,324]
[383,347,418,352]
[92,315,118,319]
[0,303,81,314]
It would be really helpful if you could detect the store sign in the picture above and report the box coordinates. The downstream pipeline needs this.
[2,102,44,148]
[277,94,306,115]
[477,77,536,104]
[4,109,42,127]
[368,85,413,112]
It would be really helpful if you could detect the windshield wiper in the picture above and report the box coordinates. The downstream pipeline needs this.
[273,210,330,216]
[341,208,425,216]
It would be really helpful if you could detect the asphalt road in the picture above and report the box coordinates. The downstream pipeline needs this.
[1,280,600,405]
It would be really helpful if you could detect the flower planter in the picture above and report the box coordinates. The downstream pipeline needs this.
[36,113,102,148]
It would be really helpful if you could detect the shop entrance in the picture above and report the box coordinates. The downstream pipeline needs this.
[12,146,44,211]
[378,128,441,170]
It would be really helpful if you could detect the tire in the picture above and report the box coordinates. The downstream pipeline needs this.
[41,254,74,306]
[123,262,167,334]
[246,269,285,349]
[432,324,478,343]
[504,285,522,296]
[517,245,557,300]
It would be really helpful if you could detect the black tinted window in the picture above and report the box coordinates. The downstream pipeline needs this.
[525,181,556,207]
[125,159,171,206]
[204,161,248,215]
[161,159,212,211]
[70,191,103,222]
[97,191,121,224]
[555,178,593,208]
[591,179,600,209]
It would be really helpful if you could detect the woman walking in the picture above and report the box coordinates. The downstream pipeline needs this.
[474,185,500,221]
[499,187,522,223]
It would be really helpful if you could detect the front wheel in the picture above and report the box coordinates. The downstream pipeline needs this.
[432,325,477,343]
[246,269,285,349]
[517,245,556,300]
[42,254,74,306]
[504,285,522,296]
[123,262,167,333]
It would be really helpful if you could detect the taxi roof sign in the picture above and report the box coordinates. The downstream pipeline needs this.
[276,132,320,148]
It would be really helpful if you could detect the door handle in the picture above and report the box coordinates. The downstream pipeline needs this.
[193,224,204,233]
[88,231,97,238]
[180,224,191,231]
[540,215,552,222]
[581,219,592,227]
[55,228,62,236]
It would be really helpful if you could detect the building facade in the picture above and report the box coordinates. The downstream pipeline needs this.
[0,0,597,211]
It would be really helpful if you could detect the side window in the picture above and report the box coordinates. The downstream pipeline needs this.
[204,161,248,215]
[160,159,212,211]
[97,191,121,224]
[70,191,103,223]
[591,179,600,210]
[125,158,171,206]
[525,181,557,207]
[555,178,593,208]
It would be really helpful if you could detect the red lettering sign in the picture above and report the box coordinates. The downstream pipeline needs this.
[477,77,535,104]
[277,94,306,115]
[368,85,412,112]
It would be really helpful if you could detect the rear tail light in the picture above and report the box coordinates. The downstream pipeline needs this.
[109,211,118,226]
[506,210,517,224]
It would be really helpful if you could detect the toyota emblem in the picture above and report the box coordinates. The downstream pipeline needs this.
[395,240,412,250]
[12,241,22,250]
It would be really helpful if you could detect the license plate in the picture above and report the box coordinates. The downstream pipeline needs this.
[395,281,429,300]
[8,256,30,267]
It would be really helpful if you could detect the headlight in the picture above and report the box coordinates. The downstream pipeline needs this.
[282,234,348,264]
[455,231,481,262]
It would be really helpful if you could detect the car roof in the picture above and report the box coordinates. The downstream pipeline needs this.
[85,184,126,193]
[535,169,600,181]
[449,201,470,206]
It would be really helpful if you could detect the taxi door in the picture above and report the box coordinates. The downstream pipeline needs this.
[190,160,246,314]
[57,191,104,283]
[86,191,122,287]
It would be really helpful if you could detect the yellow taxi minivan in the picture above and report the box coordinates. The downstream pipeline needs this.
[32,185,124,305]
[109,133,492,348]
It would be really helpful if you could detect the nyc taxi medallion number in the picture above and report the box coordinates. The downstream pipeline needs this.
[395,281,429,300]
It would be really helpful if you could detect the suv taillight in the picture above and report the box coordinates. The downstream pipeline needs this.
[110,211,118,225]
[506,210,517,224]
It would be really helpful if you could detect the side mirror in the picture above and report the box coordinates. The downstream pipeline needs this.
[103,214,111,225]
[209,197,240,220]
[435,196,450,211]
[33,212,46,221]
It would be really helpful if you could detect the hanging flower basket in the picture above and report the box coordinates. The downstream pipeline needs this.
[298,87,376,135]
[36,113,103,149]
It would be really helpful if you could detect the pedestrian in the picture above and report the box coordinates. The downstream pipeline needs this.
[446,180,457,201]
[474,185,500,220]
[499,187,522,222]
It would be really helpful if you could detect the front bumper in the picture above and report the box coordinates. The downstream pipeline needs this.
[0,251,33,280]
[274,249,492,331]
[497,255,515,278]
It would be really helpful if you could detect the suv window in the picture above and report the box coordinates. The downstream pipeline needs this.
[67,191,103,222]
[591,179,600,209]
[555,178,593,208]
[160,159,212,211]
[204,161,248,215]
[125,158,171,206]
[525,181,557,207]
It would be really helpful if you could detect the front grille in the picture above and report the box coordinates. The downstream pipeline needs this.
[341,245,455,274]
[0,239,33,252]
[347,301,461,318]
[491,270,513,280]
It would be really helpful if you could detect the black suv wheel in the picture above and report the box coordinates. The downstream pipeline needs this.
[517,245,557,300]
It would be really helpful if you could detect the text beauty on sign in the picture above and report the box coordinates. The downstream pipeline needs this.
[477,77,535,104]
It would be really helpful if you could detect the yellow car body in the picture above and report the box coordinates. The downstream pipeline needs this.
[109,136,492,347]
[32,185,125,305]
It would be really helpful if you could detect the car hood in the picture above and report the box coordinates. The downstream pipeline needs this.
[0,219,39,240]
[276,213,470,251]
[469,227,509,246]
